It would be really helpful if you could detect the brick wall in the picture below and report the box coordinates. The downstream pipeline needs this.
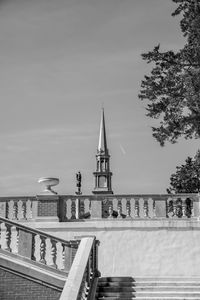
[38,199,58,217]
[0,267,62,300]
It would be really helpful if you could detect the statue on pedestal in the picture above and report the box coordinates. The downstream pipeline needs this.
[76,171,82,195]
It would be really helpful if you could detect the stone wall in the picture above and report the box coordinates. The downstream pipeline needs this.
[34,219,200,277]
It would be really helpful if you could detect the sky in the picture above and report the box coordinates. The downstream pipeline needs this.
[0,0,199,196]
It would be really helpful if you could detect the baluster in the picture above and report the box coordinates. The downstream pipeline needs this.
[62,198,67,221]
[135,199,139,217]
[126,199,131,219]
[182,198,186,218]
[121,198,125,216]
[143,199,149,218]
[11,226,18,254]
[186,198,192,218]
[12,201,18,220]
[64,199,68,220]
[166,200,169,218]
[31,233,37,261]
[191,199,194,217]
[90,244,95,278]
[173,200,177,217]
[15,227,19,254]
[61,243,72,271]
[89,260,93,281]
[85,264,90,296]
[75,198,79,219]
[28,199,33,219]
[80,272,87,299]
[112,198,118,216]
[167,199,174,218]
[61,243,67,271]
[153,199,156,218]
[129,198,134,218]
[108,202,113,219]
[176,199,182,218]
[4,223,12,251]
[102,198,108,218]
[65,198,70,219]
[21,200,27,220]
[26,199,32,219]
[80,198,85,218]
[5,201,9,219]
[117,199,122,219]
[92,240,98,276]
[39,235,46,264]
[86,257,91,286]
[89,199,92,215]
[7,201,12,219]
[49,239,57,268]
[84,198,90,219]
[71,199,76,219]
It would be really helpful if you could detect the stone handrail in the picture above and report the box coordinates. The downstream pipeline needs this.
[0,193,199,221]
[59,236,99,300]
[0,216,79,272]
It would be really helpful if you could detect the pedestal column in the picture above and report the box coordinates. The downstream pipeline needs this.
[35,195,59,222]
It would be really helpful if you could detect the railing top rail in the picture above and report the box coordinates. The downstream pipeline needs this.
[59,236,96,300]
[58,193,199,200]
[0,193,198,201]
[0,216,79,246]
[0,196,37,201]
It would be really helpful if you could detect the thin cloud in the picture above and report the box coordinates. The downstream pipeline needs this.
[119,144,126,155]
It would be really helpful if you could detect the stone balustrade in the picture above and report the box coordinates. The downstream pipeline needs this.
[0,194,199,222]
[59,194,199,220]
[0,197,36,220]
[0,216,79,272]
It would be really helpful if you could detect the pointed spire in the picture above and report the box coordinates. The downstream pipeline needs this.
[98,108,108,154]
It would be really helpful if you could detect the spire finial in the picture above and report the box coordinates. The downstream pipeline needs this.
[98,108,108,154]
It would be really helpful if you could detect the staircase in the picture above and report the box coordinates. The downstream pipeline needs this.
[95,276,200,300]
[0,216,80,300]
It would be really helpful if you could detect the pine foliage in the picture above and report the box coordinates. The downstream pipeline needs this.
[167,150,200,193]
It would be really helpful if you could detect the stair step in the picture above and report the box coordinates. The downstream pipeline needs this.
[97,286,200,292]
[97,298,200,300]
[99,277,200,282]
[97,281,200,287]
[98,277,134,282]
[96,277,200,300]
[96,292,200,297]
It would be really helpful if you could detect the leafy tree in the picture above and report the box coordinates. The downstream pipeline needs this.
[167,150,200,193]
[139,0,200,146]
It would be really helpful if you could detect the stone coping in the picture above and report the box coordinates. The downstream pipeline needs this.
[0,193,198,200]
[25,218,200,231]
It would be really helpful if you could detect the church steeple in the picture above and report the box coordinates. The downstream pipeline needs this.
[92,109,113,194]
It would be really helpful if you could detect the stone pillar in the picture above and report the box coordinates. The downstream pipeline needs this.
[18,230,33,258]
[155,199,167,218]
[0,201,7,218]
[35,195,59,222]
[90,199,102,219]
